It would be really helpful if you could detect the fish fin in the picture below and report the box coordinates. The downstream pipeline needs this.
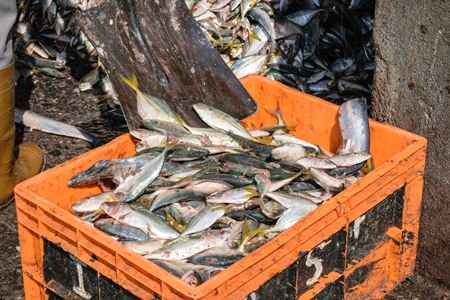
[204,30,220,46]
[238,219,250,252]
[259,67,271,76]
[248,224,264,239]
[255,136,275,145]
[247,29,261,44]
[120,72,139,93]
[361,156,374,174]
[243,187,258,198]
[165,210,186,231]
[253,196,269,213]
[286,125,297,132]
[105,196,116,203]
[211,204,227,213]
[162,135,179,153]
[242,218,250,237]
[238,222,264,252]
[265,106,278,120]
[175,113,190,130]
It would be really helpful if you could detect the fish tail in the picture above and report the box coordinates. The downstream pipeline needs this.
[238,223,264,252]
[361,156,374,173]
[286,125,297,132]
[275,100,289,127]
[120,72,139,93]
[256,136,275,145]
[253,196,268,212]
[175,113,190,130]
[265,106,278,120]
[105,196,115,203]
[266,100,288,127]
[248,29,261,43]
[243,187,259,198]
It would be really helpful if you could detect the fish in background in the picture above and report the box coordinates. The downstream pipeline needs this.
[12,0,375,108]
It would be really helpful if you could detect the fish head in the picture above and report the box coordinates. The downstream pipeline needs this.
[192,103,213,115]
[181,270,202,287]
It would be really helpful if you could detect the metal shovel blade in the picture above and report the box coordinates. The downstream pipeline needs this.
[75,0,258,131]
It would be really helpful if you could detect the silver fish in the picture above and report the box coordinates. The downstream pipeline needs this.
[272,133,319,152]
[67,153,156,186]
[207,185,258,205]
[338,98,370,154]
[100,202,180,239]
[296,157,336,169]
[309,167,344,193]
[149,189,205,212]
[229,54,267,79]
[144,229,230,260]
[271,144,307,161]
[94,218,151,241]
[122,239,168,255]
[263,205,316,234]
[328,152,372,167]
[14,108,102,146]
[181,205,227,236]
[266,191,319,209]
[71,191,114,213]
[113,147,168,202]
[121,73,181,125]
[193,103,259,142]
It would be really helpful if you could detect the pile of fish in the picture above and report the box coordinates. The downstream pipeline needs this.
[192,0,375,104]
[13,0,96,73]
[68,74,371,286]
[12,0,374,107]
[12,0,119,105]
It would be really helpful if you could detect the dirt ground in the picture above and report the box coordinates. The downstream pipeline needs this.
[0,62,449,299]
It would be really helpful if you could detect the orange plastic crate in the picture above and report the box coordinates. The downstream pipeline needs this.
[15,74,427,300]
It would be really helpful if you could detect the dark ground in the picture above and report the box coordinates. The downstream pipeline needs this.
[0,62,449,299]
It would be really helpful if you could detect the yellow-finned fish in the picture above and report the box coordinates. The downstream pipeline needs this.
[121,73,181,125]
[193,103,260,143]
[113,144,170,202]
[176,114,244,149]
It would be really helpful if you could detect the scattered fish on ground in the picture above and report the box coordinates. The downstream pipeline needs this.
[14,107,103,146]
